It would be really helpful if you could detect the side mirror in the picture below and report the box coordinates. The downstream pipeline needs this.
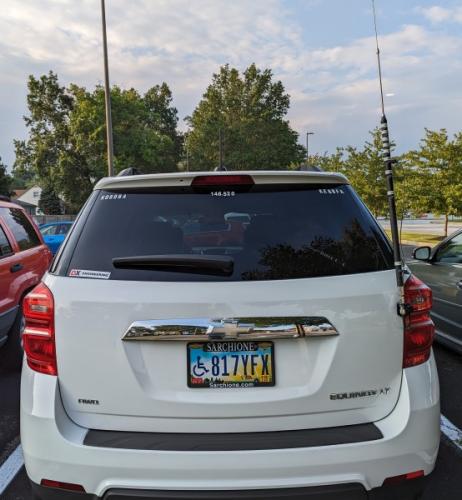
[413,246,432,261]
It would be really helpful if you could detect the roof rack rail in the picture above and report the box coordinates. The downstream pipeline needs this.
[117,167,142,177]
[298,164,323,172]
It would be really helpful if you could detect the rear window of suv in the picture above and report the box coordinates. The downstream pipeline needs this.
[62,183,393,282]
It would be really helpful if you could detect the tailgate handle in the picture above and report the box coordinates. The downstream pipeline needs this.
[10,263,23,273]
[122,317,339,342]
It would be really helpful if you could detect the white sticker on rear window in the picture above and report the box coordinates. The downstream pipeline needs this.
[211,191,236,197]
[100,194,127,200]
[69,269,111,280]
[318,188,345,195]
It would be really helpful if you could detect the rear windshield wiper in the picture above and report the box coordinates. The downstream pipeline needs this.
[112,254,234,276]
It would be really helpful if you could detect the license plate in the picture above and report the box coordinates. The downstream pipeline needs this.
[187,341,275,388]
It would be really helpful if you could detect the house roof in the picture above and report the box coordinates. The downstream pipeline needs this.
[12,199,36,208]
[11,189,27,199]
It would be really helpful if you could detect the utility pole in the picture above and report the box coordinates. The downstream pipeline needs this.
[306,131,314,163]
[185,129,190,171]
[101,0,114,176]
[218,128,225,170]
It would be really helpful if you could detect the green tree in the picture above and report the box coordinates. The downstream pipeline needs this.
[10,169,35,190]
[309,149,345,174]
[311,131,393,217]
[186,64,305,170]
[14,73,181,211]
[393,161,422,224]
[58,84,180,208]
[342,129,392,217]
[0,157,12,197]
[38,184,62,214]
[14,71,73,188]
[404,129,462,236]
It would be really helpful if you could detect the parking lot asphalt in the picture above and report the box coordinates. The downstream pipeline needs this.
[1,246,461,499]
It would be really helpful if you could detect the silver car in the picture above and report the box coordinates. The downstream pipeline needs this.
[409,229,462,352]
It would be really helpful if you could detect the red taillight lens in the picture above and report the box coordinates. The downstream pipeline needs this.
[191,174,254,186]
[383,469,424,485]
[23,283,57,376]
[403,275,435,369]
[41,479,86,492]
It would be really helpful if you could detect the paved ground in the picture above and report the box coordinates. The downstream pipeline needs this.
[379,219,462,236]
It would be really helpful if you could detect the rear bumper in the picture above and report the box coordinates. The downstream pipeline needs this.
[30,478,428,500]
[31,482,368,500]
[22,355,440,499]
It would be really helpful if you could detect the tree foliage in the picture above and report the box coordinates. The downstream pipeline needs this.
[12,71,462,227]
[309,128,462,235]
[14,72,73,187]
[0,157,12,197]
[186,64,306,170]
[311,129,393,217]
[38,184,62,215]
[403,129,462,236]
[14,72,181,211]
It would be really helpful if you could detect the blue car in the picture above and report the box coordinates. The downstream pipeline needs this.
[39,221,73,254]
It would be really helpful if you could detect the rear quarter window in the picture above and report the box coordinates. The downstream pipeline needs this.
[0,208,41,251]
[60,183,393,282]
[0,224,13,257]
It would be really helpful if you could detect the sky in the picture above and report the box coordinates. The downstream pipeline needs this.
[1,0,462,170]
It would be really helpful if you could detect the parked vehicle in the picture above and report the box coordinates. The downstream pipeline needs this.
[39,221,73,254]
[409,228,462,353]
[21,171,439,500]
[0,199,52,368]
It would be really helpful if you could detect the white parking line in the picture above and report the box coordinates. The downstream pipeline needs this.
[0,445,24,496]
[0,416,461,494]
[441,415,462,452]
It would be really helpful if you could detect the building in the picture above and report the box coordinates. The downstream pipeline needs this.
[11,186,43,215]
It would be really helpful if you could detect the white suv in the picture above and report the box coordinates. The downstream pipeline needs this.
[21,171,440,500]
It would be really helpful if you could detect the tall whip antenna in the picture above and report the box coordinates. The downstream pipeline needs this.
[372,0,407,316]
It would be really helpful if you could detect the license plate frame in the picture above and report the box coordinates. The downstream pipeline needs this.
[187,341,275,388]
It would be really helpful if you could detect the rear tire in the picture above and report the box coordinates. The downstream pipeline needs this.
[2,303,24,372]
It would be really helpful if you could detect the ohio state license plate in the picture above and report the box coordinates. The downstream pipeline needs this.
[187,341,274,388]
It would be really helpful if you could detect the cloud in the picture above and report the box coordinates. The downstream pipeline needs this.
[1,1,462,167]
[419,5,462,24]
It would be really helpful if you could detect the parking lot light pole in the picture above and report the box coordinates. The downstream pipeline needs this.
[101,0,114,177]
[306,132,314,164]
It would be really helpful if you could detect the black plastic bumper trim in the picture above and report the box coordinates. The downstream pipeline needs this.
[84,423,383,452]
[103,484,367,499]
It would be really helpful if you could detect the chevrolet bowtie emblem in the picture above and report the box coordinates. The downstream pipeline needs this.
[206,319,254,340]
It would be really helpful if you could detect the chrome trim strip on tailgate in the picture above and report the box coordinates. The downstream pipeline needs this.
[122,317,338,341]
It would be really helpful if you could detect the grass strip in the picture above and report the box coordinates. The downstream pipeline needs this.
[384,230,445,245]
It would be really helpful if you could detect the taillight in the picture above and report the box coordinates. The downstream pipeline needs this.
[403,275,434,368]
[191,174,254,186]
[23,283,57,376]
[383,469,424,485]
[41,479,86,492]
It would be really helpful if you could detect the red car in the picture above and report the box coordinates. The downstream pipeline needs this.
[0,198,52,368]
